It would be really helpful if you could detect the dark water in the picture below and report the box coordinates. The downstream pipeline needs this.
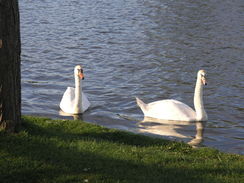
[20,0,244,154]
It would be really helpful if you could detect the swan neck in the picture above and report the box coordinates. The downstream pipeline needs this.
[194,78,207,121]
[74,75,82,113]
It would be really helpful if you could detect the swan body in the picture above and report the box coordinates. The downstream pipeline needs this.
[136,70,208,122]
[60,87,90,114]
[136,98,197,121]
[60,65,90,114]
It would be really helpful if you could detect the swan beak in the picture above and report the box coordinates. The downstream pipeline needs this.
[79,72,85,80]
[201,77,207,85]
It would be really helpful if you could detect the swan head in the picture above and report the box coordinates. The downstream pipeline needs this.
[197,70,207,86]
[74,65,84,80]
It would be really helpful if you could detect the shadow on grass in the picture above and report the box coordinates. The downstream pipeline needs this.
[0,117,241,183]
[22,117,176,148]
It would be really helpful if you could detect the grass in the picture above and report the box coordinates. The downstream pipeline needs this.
[0,116,243,183]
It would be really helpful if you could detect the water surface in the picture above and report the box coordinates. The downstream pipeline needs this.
[20,0,244,154]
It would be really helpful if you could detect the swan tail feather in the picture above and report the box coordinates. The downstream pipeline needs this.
[136,97,147,114]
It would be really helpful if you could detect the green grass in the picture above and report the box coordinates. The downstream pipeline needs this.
[0,116,243,183]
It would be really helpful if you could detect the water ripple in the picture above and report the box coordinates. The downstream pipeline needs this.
[20,0,244,154]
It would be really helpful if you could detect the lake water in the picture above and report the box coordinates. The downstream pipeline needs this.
[19,0,244,154]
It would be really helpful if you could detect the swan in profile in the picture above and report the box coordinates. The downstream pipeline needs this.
[136,70,208,122]
[60,65,90,114]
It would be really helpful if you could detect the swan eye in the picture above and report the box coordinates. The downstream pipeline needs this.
[78,69,83,73]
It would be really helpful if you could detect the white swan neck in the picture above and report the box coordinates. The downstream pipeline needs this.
[74,75,82,113]
[194,78,207,121]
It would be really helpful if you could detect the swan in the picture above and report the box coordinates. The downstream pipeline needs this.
[60,65,90,114]
[136,70,208,122]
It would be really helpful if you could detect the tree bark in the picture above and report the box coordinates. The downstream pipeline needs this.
[0,0,21,132]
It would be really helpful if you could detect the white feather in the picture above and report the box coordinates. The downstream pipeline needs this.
[60,87,90,114]
[59,65,90,114]
[136,70,208,122]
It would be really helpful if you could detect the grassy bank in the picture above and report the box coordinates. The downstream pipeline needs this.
[0,116,243,183]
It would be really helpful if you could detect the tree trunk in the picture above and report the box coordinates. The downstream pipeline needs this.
[0,0,21,132]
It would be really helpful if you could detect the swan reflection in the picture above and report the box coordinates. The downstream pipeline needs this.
[59,110,83,120]
[138,117,205,147]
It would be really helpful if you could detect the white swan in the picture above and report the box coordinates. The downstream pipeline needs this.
[60,65,90,114]
[136,70,208,122]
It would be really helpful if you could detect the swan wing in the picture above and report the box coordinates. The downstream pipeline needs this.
[144,99,196,121]
[60,87,75,113]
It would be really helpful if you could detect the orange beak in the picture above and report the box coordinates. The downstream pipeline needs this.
[201,77,207,85]
[79,72,84,80]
